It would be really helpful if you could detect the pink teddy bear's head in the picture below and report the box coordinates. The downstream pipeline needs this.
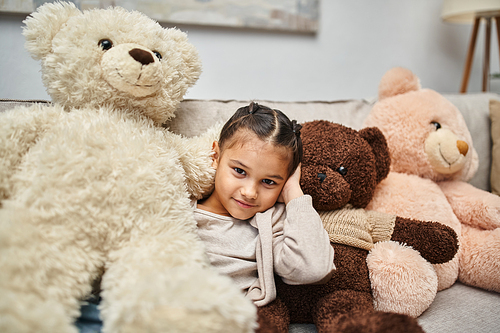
[363,67,478,182]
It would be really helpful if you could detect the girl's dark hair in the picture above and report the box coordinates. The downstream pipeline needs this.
[218,102,303,176]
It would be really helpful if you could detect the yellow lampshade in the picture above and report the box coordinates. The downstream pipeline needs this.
[442,0,500,23]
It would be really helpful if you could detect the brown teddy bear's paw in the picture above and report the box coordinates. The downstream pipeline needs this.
[392,216,459,264]
[256,298,289,333]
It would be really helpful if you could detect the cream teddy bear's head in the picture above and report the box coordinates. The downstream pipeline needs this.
[363,67,478,182]
[23,1,201,124]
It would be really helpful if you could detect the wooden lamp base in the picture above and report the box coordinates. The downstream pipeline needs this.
[460,15,500,93]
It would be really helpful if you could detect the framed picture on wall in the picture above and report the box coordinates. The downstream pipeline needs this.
[0,0,320,33]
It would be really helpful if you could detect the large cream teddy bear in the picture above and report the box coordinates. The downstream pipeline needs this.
[0,2,256,333]
[363,67,500,312]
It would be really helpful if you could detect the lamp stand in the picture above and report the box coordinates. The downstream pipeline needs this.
[460,15,500,93]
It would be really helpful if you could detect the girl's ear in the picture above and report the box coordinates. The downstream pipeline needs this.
[212,141,220,169]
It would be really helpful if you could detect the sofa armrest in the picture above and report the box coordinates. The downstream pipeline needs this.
[0,99,51,112]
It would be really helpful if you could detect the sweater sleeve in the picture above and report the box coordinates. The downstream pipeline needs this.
[271,195,335,285]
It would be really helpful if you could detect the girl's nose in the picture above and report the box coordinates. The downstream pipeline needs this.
[241,182,257,199]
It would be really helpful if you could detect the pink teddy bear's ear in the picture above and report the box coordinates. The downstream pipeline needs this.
[378,67,422,100]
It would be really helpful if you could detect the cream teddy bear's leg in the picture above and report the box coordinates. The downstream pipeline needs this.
[99,229,257,333]
[0,205,102,333]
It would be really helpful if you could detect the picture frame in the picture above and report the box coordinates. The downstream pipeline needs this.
[1,0,320,33]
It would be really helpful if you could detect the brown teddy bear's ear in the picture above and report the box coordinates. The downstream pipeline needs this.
[359,127,391,183]
[378,67,421,100]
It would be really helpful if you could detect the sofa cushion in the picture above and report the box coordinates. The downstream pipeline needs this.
[170,95,498,191]
[490,99,500,196]
[168,98,375,137]
[417,282,500,332]
[1,95,497,192]
[0,99,51,112]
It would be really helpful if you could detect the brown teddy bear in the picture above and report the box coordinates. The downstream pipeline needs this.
[255,120,459,333]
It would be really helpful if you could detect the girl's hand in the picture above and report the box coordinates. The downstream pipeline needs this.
[278,164,304,204]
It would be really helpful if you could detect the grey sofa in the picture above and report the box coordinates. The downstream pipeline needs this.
[1,94,500,332]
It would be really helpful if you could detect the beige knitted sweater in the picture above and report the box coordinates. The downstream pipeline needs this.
[319,204,396,250]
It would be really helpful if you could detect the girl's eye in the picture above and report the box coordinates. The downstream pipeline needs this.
[234,168,245,175]
[98,39,113,51]
[431,121,441,130]
[262,179,276,186]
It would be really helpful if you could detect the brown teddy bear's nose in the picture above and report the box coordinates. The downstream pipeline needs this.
[318,173,327,183]
[129,48,155,65]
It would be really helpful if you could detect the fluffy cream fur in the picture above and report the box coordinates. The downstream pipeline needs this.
[363,67,500,313]
[0,2,256,332]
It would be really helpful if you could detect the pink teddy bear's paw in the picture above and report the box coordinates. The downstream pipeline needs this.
[461,192,500,230]
[439,181,500,230]
[483,194,500,229]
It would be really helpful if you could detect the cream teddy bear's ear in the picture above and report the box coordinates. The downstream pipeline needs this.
[162,27,203,90]
[22,1,81,60]
[378,67,422,101]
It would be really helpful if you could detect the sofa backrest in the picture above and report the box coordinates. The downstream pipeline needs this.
[167,94,499,192]
[1,93,497,192]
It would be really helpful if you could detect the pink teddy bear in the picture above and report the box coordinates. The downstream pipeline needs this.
[363,67,500,317]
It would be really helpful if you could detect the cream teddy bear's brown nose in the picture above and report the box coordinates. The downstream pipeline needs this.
[129,48,154,65]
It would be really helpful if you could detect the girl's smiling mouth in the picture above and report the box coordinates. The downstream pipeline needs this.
[234,199,255,209]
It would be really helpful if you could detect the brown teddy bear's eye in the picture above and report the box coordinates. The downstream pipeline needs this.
[98,39,113,51]
[431,121,441,130]
[337,166,347,176]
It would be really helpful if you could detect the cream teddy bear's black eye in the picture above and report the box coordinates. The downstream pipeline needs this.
[431,121,441,130]
[98,39,113,51]
[153,51,162,60]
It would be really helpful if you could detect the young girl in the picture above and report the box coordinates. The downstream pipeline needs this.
[194,102,334,326]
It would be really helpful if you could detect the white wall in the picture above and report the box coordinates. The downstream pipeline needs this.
[0,0,497,102]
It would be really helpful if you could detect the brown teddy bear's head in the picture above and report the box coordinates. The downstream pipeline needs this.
[300,120,390,211]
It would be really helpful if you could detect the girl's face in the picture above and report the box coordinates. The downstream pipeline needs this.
[202,131,290,220]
